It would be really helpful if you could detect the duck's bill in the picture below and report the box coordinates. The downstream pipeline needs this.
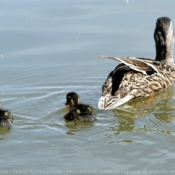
[98,95,133,110]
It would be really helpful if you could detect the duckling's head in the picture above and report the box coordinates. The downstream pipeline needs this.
[65,92,80,107]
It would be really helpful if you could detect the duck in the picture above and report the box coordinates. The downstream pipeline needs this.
[98,17,175,110]
[0,109,13,127]
[64,92,96,125]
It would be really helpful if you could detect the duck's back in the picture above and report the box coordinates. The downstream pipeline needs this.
[99,57,175,109]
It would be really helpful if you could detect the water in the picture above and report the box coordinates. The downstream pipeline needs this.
[1,0,175,174]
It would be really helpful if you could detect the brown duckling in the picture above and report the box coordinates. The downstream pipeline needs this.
[0,109,13,127]
[64,92,96,125]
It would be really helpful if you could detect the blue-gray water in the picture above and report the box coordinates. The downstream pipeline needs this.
[1,0,175,175]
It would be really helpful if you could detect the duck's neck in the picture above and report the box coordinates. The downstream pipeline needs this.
[155,43,174,65]
[154,17,174,66]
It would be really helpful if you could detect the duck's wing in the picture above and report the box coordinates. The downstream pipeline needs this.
[98,55,158,75]
[98,56,160,110]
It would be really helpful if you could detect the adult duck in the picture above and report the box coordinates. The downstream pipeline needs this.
[98,17,175,110]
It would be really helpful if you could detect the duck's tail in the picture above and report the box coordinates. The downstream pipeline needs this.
[98,92,133,110]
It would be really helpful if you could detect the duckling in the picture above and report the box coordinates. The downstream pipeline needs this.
[64,92,96,125]
[0,109,13,127]
[98,17,175,110]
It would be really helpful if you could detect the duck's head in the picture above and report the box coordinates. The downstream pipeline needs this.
[0,109,13,126]
[154,17,174,65]
[65,92,80,108]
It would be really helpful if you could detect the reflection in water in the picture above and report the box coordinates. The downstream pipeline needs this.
[0,127,12,140]
[65,120,95,135]
[110,86,175,136]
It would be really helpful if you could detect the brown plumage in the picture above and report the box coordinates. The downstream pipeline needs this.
[98,17,175,110]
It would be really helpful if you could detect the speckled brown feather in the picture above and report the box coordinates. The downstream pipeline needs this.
[98,57,175,109]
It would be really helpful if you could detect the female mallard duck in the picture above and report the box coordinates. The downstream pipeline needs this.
[64,92,96,125]
[0,109,13,127]
[98,17,175,110]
